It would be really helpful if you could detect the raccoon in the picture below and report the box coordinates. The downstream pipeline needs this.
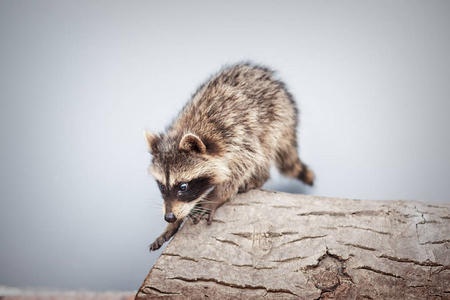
[144,63,314,251]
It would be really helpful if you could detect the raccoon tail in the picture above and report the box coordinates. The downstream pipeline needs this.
[275,147,315,186]
[296,162,315,186]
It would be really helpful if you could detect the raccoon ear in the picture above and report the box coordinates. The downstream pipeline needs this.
[143,130,160,154]
[179,133,207,155]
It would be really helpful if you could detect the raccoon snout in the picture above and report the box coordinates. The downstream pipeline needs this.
[164,212,177,223]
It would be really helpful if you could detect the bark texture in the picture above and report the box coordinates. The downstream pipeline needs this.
[136,189,450,299]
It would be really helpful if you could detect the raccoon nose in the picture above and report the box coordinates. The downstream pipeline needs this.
[164,212,177,223]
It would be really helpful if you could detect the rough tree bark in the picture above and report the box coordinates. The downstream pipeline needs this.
[136,189,450,299]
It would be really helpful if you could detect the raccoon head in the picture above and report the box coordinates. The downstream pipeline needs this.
[144,130,230,223]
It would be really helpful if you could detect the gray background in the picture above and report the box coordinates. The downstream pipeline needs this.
[1,0,449,292]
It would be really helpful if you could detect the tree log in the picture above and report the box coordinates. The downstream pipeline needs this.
[136,189,450,299]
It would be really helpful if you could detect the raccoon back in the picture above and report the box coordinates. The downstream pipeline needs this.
[172,63,297,159]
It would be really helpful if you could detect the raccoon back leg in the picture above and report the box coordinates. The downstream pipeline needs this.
[275,138,315,186]
[238,166,271,193]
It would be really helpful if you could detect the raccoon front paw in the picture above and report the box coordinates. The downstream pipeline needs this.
[149,236,166,251]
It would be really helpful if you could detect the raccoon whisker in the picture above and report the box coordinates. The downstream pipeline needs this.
[189,206,206,216]
[185,214,195,223]
[181,206,192,219]
[150,203,164,216]
[189,208,208,214]
[188,213,201,222]
[195,199,219,205]
[196,198,216,202]
[194,204,215,210]
[191,205,210,211]
[189,207,202,211]
[188,208,210,219]
[149,201,163,208]
[191,211,208,217]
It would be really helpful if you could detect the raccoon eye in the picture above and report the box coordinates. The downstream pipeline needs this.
[179,183,188,192]
[158,183,165,192]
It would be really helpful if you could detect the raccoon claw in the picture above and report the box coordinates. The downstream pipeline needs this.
[149,241,160,251]
[149,236,165,251]
[207,213,214,225]
[149,242,159,252]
